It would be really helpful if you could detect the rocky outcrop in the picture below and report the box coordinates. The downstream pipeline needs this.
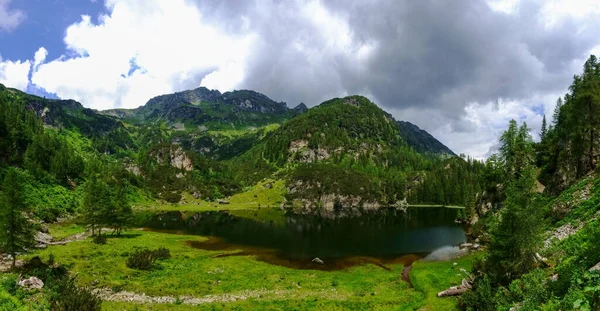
[170,147,193,171]
[125,163,142,176]
[18,277,44,290]
[155,146,194,172]
[287,140,332,163]
[544,210,600,248]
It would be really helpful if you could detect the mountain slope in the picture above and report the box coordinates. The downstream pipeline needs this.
[396,121,455,156]
[231,96,471,213]
[1,83,470,212]
[101,87,305,129]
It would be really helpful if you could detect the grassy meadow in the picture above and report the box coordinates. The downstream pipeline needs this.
[29,218,476,310]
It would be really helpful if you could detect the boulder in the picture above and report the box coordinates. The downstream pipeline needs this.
[18,277,44,290]
[35,232,53,244]
[459,243,473,250]
[312,257,324,265]
[590,262,600,272]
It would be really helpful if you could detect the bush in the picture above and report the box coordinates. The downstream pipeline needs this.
[126,249,155,270]
[0,289,25,311]
[92,234,107,245]
[152,247,171,260]
[126,248,171,270]
[0,275,18,296]
[48,276,101,311]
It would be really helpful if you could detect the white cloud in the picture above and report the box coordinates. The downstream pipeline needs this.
[487,0,521,14]
[31,0,255,110]
[0,0,25,32]
[0,55,31,91]
[33,47,48,70]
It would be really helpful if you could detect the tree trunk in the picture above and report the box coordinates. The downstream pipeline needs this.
[590,127,595,169]
[437,286,470,297]
[11,253,15,269]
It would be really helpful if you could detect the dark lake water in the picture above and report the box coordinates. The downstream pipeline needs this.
[143,208,466,270]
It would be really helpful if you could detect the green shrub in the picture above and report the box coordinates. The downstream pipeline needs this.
[0,275,18,296]
[152,247,171,260]
[126,247,171,270]
[48,276,101,311]
[126,249,155,270]
[92,234,107,245]
[0,289,25,311]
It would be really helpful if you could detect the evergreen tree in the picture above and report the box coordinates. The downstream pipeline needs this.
[552,97,563,126]
[485,165,543,284]
[0,168,36,268]
[499,120,534,180]
[81,176,108,236]
[540,115,547,141]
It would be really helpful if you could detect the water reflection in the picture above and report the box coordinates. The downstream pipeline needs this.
[144,207,466,269]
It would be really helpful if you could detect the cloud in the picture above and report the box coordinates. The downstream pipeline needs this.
[0,0,25,32]
[31,0,255,110]
[0,55,30,91]
[33,47,48,70]
[5,0,600,157]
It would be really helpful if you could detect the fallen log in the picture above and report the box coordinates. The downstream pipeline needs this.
[438,278,472,297]
[437,286,470,297]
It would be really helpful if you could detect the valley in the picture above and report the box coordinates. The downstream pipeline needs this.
[1,55,600,311]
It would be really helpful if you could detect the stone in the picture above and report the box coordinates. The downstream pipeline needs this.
[18,277,44,290]
[590,262,600,272]
[459,243,473,250]
[35,232,53,244]
[312,257,324,265]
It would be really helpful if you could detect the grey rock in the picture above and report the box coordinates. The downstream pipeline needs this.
[18,277,44,290]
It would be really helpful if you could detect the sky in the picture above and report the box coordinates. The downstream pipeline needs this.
[2,0,600,158]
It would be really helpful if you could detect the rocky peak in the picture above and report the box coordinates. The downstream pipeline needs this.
[222,89,288,113]
[293,103,308,113]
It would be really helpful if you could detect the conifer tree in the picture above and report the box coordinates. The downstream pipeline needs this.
[0,168,36,268]
[540,115,548,141]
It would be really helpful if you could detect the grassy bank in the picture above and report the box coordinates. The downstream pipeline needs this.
[136,179,286,212]
[24,224,475,310]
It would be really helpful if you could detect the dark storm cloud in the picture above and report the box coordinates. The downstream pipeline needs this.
[190,0,600,118]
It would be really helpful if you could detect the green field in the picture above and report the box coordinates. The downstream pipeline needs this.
[27,221,475,310]
[137,179,287,212]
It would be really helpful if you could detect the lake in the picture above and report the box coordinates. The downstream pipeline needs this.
[143,207,466,270]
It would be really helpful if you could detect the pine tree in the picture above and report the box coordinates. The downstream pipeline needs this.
[485,165,543,284]
[552,97,563,126]
[0,168,36,268]
[540,115,548,141]
[500,120,518,178]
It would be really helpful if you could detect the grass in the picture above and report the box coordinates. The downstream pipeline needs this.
[137,179,286,212]
[411,256,479,309]
[24,224,475,311]
[47,222,86,240]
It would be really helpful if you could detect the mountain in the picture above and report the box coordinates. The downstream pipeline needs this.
[231,95,469,213]
[101,87,305,129]
[396,121,455,156]
[0,83,472,212]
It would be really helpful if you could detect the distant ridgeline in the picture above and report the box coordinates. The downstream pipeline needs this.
[0,82,483,218]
